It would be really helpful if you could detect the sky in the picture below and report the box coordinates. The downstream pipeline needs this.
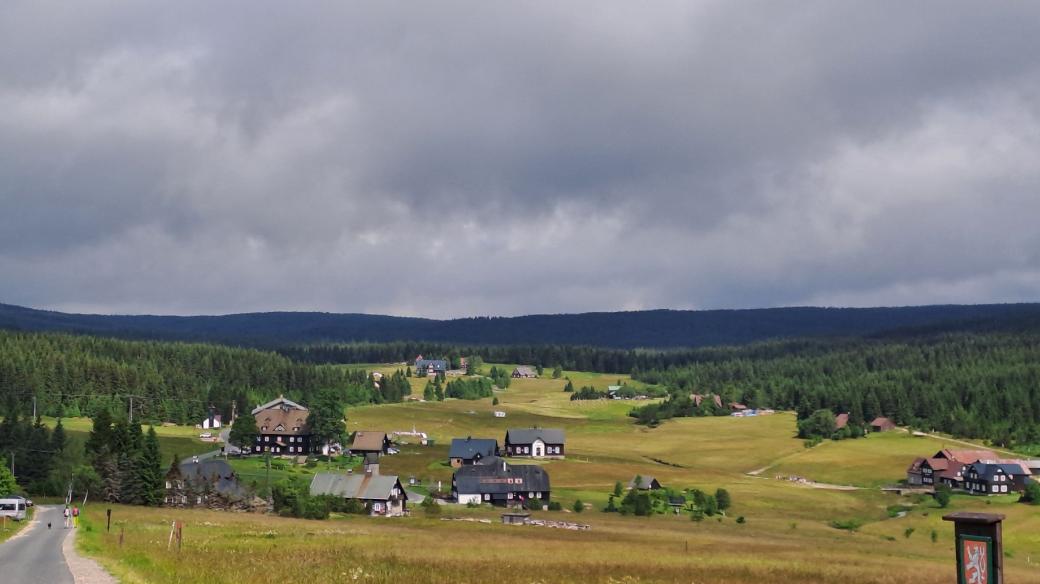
[3,1,1040,319]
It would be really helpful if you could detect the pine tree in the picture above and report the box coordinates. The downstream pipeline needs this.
[135,427,164,506]
[229,413,259,450]
[51,418,67,452]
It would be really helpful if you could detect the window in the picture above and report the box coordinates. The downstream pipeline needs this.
[262,426,267,431]
[165,481,171,489]
[289,446,294,453]
[991,485,998,492]
[265,436,270,442]
[1001,485,1008,493]
[484,494,490,501]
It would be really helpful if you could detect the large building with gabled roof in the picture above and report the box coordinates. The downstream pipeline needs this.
[252,395,317,456]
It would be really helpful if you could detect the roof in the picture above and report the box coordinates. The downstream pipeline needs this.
[870,417,896,428]
[351,431,389,452]
[505,428,565,445]
[513,366,536,375]
[907,457,926,473]
[834,413,849,429]
[310,472,406,501]
[966,462,1031,481]
[453,460,551,495]
[607,385,622,392]
[923,457,950,472]
[253,397,311,436]
[690,394,724,408]
[449,437,498,460]
[251,395,307,415]
[175,460,248,499]
[415,359,447,370]
[938,461,967,480]
[628,476,660,489]
[937,449,998,463]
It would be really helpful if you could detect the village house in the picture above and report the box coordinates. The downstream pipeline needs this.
[870,417,897,432]
[310,469,408,516]
[351,431,392,457]
[962,462,1032,496]
[504,428,565,459]
[691,394,724,409]
[512,366,538,378]
[414,355,447,377]
[937,461,968,489]
[628,475,662,490]
[907,449,999,487]
[834,412,849,430]
[452,456,551,507]
[199,409,222,430]
[448,437,499,468]
[729,402,748,413]
[164,460,264,511]
[252,396,316,456]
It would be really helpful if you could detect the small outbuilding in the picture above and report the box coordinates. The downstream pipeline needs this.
[870,417,897,432]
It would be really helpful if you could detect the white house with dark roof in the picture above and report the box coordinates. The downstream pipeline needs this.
[504,428,565,459]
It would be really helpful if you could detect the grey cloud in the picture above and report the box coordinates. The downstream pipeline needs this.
[3,1,1040,317]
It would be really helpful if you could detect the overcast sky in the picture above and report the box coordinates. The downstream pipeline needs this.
[3,2,1040,318]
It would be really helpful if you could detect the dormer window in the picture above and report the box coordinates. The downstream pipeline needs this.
[262,426,268,431]
[293,427,299,432]
[275,425,285,432]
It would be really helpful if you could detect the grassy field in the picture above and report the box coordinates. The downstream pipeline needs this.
[54,365,1040,583]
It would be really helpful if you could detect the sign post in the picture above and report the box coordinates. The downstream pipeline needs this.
[943,512,1004,584]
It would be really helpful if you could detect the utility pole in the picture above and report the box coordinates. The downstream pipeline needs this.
[32,396,36,420]
[128,396,133,423]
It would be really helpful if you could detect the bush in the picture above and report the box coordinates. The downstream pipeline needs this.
[736,516,746,524]
[421,498,441,516]
[573,499,585,513]
[548,501,562,511]
[830,518,862,531]
[492,397,499,405]
[1019,481,1040,505]
[690,508,704,522]
[935,485,952,508]
[904,527,915,539]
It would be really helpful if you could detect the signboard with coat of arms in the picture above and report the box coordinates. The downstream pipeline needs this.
[959,535,994,584]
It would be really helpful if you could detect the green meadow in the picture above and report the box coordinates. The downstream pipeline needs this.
[66,366,1040,583]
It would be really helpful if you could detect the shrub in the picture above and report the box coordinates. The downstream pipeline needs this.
[736,516,746,524]
[1020,480,1040,505]
[935,485,952,508]
[573,499,585,513]
[548,501,562,511]
[421,498,441,516]
[690,508,704,522]
[715,488,731,511]
[904,527,915,539]
[830,519,862,531]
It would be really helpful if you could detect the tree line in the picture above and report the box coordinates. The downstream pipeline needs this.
[0,331,378,425]
[630,334,1040,447]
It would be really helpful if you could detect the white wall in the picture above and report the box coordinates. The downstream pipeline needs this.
[457,493,482,505]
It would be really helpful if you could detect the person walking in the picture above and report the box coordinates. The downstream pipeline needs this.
[72,505,79,528]
[63,506,71,529]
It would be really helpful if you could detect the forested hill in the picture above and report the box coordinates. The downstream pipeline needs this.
[2,301,1040,349]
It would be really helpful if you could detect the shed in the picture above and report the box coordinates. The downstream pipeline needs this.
[501,511,530,525]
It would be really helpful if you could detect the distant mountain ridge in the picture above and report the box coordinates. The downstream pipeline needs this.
[2,301,1039,349]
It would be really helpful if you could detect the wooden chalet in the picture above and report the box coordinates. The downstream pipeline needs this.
[512,366,538,378]
[907,449,999,487]
[414,355,447,377]
[628,475,662,490]
[690,394,723,409]
[310,470,408,516]
[452,456,550,507]
[351,431,392,457]
[504,428,565,459]
[252,396,316,456]
[448,437,499,468]
[164,460,254,509]
[963,462,1031,496]
[834,412,849,430]
[869,417,897,432]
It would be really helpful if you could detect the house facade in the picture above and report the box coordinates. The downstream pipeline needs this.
[628,475,662,490]
[452,457,551,506]
[449,437,499,468]
[963,463,1031,496]
[310,470,408,516]
[251,396,316,456]
[504,428,565,459]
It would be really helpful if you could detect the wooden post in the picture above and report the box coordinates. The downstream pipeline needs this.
[943,512,1005,584]
[118,525,124,548]
[106,508,111,532]
[176,521,182,552]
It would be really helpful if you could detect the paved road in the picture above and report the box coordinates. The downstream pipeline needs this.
[0,505,75,584]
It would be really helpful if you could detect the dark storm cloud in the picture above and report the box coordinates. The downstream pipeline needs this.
[3,1,1040,317]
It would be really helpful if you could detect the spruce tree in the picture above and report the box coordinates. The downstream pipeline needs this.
[136,427,164,506]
